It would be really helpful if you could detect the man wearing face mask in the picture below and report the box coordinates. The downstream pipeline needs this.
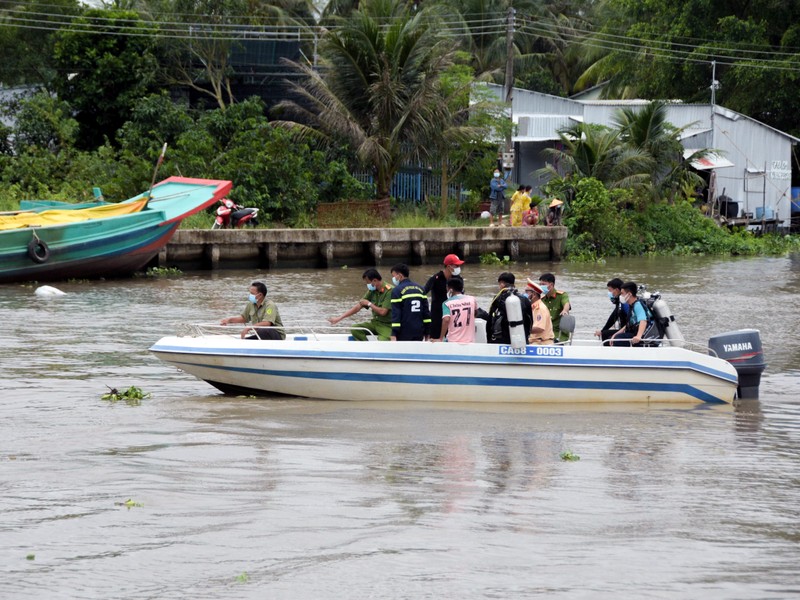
[424,254,464,340]
[328,268,393,341]
[595,277,629,344]
[486,272,533,344]
[432,277,478,343]
[609,281,652,347]
[524,280,554,345]
[389,263,431,341]
[538,272,571,343]
[488,169,508,227]
[220,281,284,340]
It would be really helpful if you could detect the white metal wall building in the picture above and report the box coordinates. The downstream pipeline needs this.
[488,84,799,227]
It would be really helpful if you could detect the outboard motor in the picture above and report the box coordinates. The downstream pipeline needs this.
[708,329,766,399]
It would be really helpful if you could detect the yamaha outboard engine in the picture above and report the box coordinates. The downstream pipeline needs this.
[708,329,766,399]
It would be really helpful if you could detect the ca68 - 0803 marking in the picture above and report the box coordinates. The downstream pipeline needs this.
[499,346,563,356]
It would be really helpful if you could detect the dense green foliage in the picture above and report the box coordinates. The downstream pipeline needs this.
[0,95,369,225]
[563,178,800,261]
[0,0,798,256]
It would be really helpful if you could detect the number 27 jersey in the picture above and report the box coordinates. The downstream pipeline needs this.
[442,294,478,343]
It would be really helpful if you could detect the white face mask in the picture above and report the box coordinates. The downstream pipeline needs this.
[620,293,630,303]
[493,172,501,178]
[451,267,461,276]
[392,276,399,286]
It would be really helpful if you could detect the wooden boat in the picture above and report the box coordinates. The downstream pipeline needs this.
[150,324,761,405]
[0,177,231,283]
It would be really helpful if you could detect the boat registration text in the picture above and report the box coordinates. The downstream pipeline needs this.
[499,346,563,356]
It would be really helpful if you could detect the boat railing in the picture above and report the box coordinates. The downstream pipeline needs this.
[176,322,373,340]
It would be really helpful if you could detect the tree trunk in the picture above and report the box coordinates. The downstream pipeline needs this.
[440,158,449,217]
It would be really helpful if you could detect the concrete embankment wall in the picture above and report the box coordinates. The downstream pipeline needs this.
[157,226,567,270]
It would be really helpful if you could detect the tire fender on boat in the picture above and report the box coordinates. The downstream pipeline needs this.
[27,237,50,263]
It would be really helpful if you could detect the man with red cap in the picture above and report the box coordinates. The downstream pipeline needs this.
[424,253,465,340]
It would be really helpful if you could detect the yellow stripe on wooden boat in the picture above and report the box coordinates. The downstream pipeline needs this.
[0,198,148,231]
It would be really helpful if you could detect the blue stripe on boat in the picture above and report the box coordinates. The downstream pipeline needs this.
[164,359,730,404]
[150,344,738,384]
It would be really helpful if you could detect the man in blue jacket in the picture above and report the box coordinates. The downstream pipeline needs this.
[389,263,431,341]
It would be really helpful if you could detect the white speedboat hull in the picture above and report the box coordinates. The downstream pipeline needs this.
[150,333,739,404]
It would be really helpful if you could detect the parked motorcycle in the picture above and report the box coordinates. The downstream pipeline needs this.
[211,198,259,229]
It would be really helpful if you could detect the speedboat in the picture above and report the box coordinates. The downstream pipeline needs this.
[150,322,765,405]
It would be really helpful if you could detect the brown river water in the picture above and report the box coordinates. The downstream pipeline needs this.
[1,255,799,599]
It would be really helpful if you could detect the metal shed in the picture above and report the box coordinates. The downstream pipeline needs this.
[489,84,799,228]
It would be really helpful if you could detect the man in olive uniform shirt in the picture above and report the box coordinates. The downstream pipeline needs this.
[221,281,284,340]
[538,272,571,343]
[328,268,393,340]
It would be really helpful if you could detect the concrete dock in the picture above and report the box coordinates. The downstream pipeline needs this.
[156,226,567,270]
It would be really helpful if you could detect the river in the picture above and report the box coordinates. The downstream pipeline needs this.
[1,255,799,599]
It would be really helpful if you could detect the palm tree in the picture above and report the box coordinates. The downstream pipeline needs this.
[276,0,471,200]
[538,122,654,193]
[613,100,706,201]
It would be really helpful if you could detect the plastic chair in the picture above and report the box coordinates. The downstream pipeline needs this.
[557,314,576,345]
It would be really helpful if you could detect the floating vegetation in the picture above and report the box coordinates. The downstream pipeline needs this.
[26,554,35,561]
[560,450,580,462]
[101,385,151,406]
[479,251,511,265]
[140,266,183,278]
[115,498,144,509]
[236,572,249,583]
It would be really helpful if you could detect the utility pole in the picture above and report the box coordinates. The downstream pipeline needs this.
[502,4,515,174]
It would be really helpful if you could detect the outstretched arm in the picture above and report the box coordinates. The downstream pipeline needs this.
[328,301,367,325]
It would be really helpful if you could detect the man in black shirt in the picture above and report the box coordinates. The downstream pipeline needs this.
[486,272,533,344]
[424,254,464,339]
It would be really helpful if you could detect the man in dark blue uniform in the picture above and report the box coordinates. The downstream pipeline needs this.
[389,263,431,341]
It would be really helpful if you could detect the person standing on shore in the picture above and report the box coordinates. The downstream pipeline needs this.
[389,263,431,341]
[424,253,465,339]
[510,185,525,226]
[328,268,393,341]
[489,169,507,227]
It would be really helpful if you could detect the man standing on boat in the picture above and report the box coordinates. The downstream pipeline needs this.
[487,272,532,344]
[424,253,465,339]
[220,281,285,340]
[432,277,478,343]
[538,272,571,343]
[389,263,431,341]
[328,268,393,341]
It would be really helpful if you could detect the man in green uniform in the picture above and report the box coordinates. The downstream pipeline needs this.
[538,272,571,342]
[328,268,393,341]
[221,281,284,340]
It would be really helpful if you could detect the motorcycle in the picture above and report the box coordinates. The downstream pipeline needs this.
[211,198,260,229]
